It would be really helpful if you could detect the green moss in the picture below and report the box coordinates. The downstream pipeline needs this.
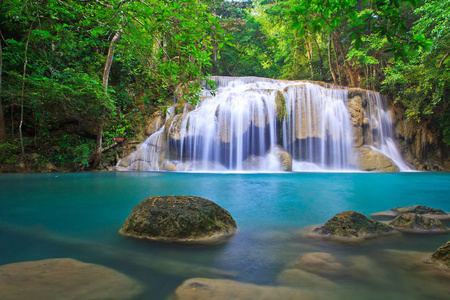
[314,211,394,238]
[389,213,448,231]
[121,195,237,243]
[390,205,446,215]
[431,241,450,268]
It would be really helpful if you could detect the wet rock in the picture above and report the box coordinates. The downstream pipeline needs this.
[313,211,395,240]
[275,90,287,121]
[242,155,264,170]
[268,145,292,171]
[389,213,449,233]
[348,96,364,148]
[165,113,189,141]
[172,278,335,300]
[0,258,143,300]
[356,146,400,172]
[128,160,152,171]
[145,111,165,136]
[120,195,237,243]
[291,252,343,276]
[428,241,450,269]
[277,268,339,290]
[371,205,450,219]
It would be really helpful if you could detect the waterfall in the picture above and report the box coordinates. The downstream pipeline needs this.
[117,77,411,172]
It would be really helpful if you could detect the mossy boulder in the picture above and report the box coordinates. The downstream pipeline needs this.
[120,195,237,243]
[372,205,449,219]
[391,205,446,216]
[428,241,450,269]
[313,211,395,239]
[389,213,449,233]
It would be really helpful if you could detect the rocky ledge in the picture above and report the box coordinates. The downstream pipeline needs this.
[389,213,449,233]
[313,211,395,240]
[119,195,237,243]
[372,205,450,219]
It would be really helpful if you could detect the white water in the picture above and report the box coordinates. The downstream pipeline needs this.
[119,77,410,172]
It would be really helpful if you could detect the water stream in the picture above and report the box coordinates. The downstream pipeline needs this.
[120,77,410,172]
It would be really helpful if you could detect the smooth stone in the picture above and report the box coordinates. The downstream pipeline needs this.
[172,278,336,300]
[120,195,237,243]
[291,252,343,276]
[0,258,143,300]
[277,268,339,290]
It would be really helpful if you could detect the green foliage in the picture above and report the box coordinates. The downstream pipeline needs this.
[0,0,225,169]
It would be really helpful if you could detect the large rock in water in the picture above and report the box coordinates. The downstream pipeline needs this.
[389,213,449,233]
[372,205,450,219]
[313,211,395,239]
[0,258,143,300]
[120,195,237,243]
[428,241,450,269]
[357,146,399,172]
[268,145,292,171]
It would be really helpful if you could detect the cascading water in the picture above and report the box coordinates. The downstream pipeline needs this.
[117,77,411,172]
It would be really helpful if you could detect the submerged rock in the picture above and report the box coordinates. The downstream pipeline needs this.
[0,258,143,300]
[291,252,343,276]
[172,278,335,300]
[313,211,395,239]
[356,146,400,172]
[428,241,450,269]
[389,213,449,233]
[120,195,237,243]
[372,205,450,219]
[277,268,339,290]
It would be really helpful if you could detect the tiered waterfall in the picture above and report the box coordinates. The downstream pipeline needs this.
[117,77,411,172]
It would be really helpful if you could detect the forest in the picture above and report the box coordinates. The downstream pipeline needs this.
[0,0,449,171]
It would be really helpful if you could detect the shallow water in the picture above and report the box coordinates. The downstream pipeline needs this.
[0,171,449,299]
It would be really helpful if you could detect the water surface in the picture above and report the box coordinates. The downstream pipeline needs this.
[0,172,449,299]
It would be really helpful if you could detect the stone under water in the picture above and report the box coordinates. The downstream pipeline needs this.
[117,76,411,172]
[120,195,237,243]
[0,258,143,300]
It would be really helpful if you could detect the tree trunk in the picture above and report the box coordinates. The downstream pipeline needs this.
[0,39,6,142]
[313,37,324,81]
[333,33,357,87]
[332,36,342,85]
[328,38,337,85]
[19,25,32,160]
[92,32,121,169]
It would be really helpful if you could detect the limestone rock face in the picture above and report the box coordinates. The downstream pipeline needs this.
[268,145,292,171]
[120,195,237,243]
[389,213,449,232]
[0,258,143,300]
[313,211,395,239]
[429,241,450,268]
[145,111,164,136]
[348,95,364,147]
[275,90,287,121]
[165,113,189,141]
[357,146,400,172]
